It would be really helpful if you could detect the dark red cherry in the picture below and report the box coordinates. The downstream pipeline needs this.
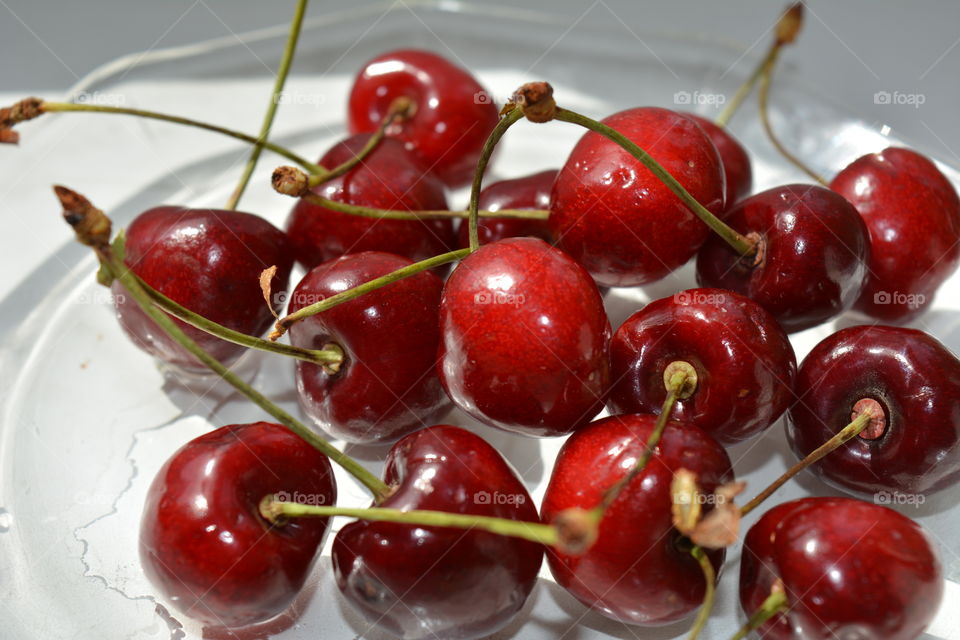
[696,184,870,332]
[830,147,960,322]
[549,106,725,287]
[287,251,450,444]
[332,425,542,639]
[348,49,499,188]
[113,207,293,372]
[740,497,942,640]
[140,422,336,628]
[455,169,556,248]
[608,287,796,445]
[787,325,960,496]
[542,414,733,625]
[285,134,453,270]
[438,237,611,437]
[684,113,753,206]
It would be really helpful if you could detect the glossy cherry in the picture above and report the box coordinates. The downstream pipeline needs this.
[787,325,960,496]
[740,497,942,640]
[113,206,293,372]
[140,422,337,628]
[455,169,556,248]
[696,184,870,332]
[438,237,611,437]
[549,106,725,287]
[348,49,500,188]
[608,287,796,445]
[830,147,960,322]
[542,413,733,625]
[288,251,450,444]
[332,425,542,639]
[285,134,454,270]
[684,113,753,206]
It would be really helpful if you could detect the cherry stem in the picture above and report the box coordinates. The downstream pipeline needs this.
[260,496,561,548]
[224,0,308,210]
[740,412,871,516]
[728,587,789,640]
[36,101,323,173]
[714,44,778,129]
[55,186,390,501]
[298,191,548,220]
[136,276,344,370]
[270,247,471,340]
[686,545,716,640]
[468,106,525,251]
[554,107,756,257]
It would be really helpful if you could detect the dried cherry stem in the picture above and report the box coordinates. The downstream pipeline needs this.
[270,247,471,341]
[225,0,309,210]
[136,276,343,370]
[740,411,872,516]
[686,545,716,640]
[467,105,525,251]
[55,185,390,501]
[728,585,789,640]
[553,107,756,257]
[259,496,568,550]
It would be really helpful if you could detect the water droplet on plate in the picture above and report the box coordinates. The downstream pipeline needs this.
[0,508,11,532]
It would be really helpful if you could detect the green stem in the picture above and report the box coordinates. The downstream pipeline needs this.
[263,498,559,547]
[137,275,343,368]
[299,192,548,220]
[226,0,308,210]
[728,589,789,640]
[271,248,470,340]
[741,413,871,516]
[554,107,756,257]
[468,107,525,251]
[41,102,322,173]
[686,545,716,640]
[715,45,777,128]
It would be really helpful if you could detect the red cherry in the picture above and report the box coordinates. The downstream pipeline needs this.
[347,49,500,188]
[113,207,292,372]
[684,113,753,206]
[455,169,556,248]
[608,287,796,445]
[332,425,542,639]
[787,324,960,495]
[549,107,725,287]
[287,251,450,444]
[438,237,611,437]
[140,422,336,628]
[740,497,942,640]
[830,147,960,322]
[696,184,870,332]
[285,134,453,270]
[542,414,733,625]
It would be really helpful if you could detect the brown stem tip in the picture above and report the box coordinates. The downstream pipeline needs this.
[552,507,598,555]
[54,185,112,249]
[272,165,309,197]
[1,97,44,143]
[509,82,556,123]
[775,3,804,46]
[852,398,887,440]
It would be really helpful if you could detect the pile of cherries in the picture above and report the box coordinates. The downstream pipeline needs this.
[13,6,960,639]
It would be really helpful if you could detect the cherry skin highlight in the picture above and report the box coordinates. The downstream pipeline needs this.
[455,169,556,248]
[140,422,337,628]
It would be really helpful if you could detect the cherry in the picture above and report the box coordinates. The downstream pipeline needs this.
[140,421,337,628]
[549,106,725,287]
[455,169,556,248]
[696,184,870,332]
[112,206,293,372]
[740,496,942,640]
[684,113,753,206]
[608,287,796,445]
[438,237,611,437]
[542,413,732,625]
[285,134,454,270]
[787,324,960,496]
[348,49,500,188]
[332,425,542,639]
[830,147,960,322]
[287,251,450,444]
